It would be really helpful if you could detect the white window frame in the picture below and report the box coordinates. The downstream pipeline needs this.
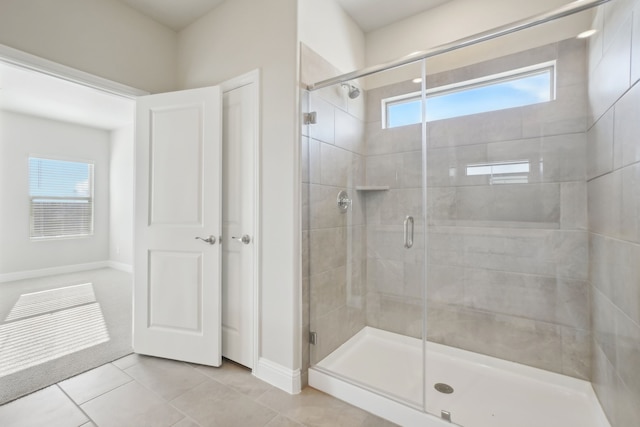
[382,60,557,129]
[28,156,95,240]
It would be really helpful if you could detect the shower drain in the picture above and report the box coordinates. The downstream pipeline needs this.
[434,383,454,394]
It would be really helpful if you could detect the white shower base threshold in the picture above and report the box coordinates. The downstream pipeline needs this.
[309,327,610,427]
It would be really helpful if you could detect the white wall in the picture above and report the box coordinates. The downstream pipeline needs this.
[109,125,134,269]
[0,0,178,93]
[0,111,110,274]
[178,0,301,386]
[298,0,365,75]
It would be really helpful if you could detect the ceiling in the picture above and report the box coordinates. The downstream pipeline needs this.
[336,0,453,32]
[0,63,134,130]
[117,0,453,32]
[118,0,225,31]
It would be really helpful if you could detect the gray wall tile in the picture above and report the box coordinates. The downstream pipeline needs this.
[561,327,591,380]
[561,182,588,230]
[335,108,365,154]
[620,163,640,243]
[586,121,639,411]
[587,108,614,180]
[613,83,640,168]
[309,94,335,144]
[588,14,632,123]
[632,2,640,83]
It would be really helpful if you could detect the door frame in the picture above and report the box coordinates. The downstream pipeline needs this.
[0,44,148,99]
[0,44,146,282]
[219,69,261,371]
[0,45,261,371]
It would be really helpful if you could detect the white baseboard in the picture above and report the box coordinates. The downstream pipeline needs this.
[107,261,133,273]
[0,261,116,283]
[253,357,302,394]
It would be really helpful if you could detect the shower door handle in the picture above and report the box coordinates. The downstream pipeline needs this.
[404,216,414,249]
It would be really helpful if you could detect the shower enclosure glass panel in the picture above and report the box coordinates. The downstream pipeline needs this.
[422,8,597,426]
[306,3,614,426]
[303,57,427,410]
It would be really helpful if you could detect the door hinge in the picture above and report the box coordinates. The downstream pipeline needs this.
[303,111,317,125]
[309,331,318,345]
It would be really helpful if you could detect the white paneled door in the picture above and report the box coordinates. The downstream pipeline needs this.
[221,81,256,368]
[134,87,222,366]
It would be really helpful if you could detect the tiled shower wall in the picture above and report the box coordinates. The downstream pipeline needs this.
[587,0,640,425]
[364,38,591,379]
[362,111,424,337]
[303,39,592,378]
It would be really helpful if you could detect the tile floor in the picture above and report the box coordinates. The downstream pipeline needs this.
[0,354,397,427]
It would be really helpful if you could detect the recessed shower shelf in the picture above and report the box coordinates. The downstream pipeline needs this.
[355,186,390,191]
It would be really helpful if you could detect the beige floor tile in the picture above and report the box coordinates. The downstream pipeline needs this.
[265,414,305,426]
[195,360,274,398]
[171,418,202,427]
[171,379,277,427]
[81,381,183,427]
[0,385,88,427]
[59,363,132,404]
[125,356,208,400]
[257,386,342,414]
[112,353,144,370]
[257,387,397,427]
[359,414,399,427]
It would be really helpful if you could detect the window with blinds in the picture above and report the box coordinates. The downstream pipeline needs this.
[29,157,94,239]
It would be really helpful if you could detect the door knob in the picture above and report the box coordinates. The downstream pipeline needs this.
[231,234,251,244]
[195,235,216,245]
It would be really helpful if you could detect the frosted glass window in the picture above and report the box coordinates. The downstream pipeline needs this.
[466,160,531,184]
[384,62,555,128]
[29,157,94,239]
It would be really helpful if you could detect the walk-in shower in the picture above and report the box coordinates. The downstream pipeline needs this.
[302,0,635,426]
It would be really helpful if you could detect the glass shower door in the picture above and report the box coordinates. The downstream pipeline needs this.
[304,54,427,411]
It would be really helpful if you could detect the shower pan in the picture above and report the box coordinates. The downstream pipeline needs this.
[303,0,618,426]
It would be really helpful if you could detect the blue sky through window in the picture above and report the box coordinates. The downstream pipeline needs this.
[387,100,422,128]
[386,68,553,128]
[29,158,92,199]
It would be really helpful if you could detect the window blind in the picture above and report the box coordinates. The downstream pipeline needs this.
[29,157,94,239]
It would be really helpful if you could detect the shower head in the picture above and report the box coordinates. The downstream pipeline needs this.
[341,83,360,99]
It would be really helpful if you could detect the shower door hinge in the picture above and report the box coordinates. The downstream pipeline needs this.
[303,111,317,125]
[309,331,318,345]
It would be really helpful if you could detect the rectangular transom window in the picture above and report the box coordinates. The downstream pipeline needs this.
[383,61,556,128]
[29,157,94,239]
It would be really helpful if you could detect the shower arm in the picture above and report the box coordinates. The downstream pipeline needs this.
[307,0,611,91]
